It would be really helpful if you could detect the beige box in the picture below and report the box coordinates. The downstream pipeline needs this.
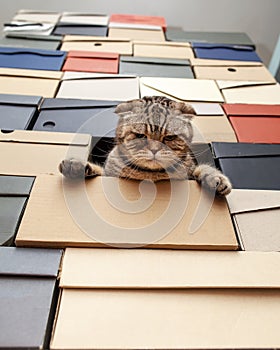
[50,248,280,349]
[140,77,224,103]
[60,12,109,26]
[16,175,238,250]
[57,72,139,101]
[0,130,92,176]
[0,68,62,97]
[61,35,133,55]
[13,9,61,24]
[133,40,194,59]
[108,27,165,42]
[216,80,280,104]
[191,103,237,142]
[227,189,280,251]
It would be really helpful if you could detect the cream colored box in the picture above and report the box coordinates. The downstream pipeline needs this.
[108,27,165,42]
[60,12,109,26]
[13,9,61,24]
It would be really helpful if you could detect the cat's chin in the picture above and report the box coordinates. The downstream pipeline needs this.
[137,159,166,171]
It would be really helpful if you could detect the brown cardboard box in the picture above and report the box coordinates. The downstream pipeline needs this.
[216,80,280,104]
[50,248,280,349]
[0,130,92,176]
[0,68,62,97]
[133,40,194,59]
[140,77,224,103]
[61,35,133,55]
[57,72,139,100]
[191,103,237,142]
[227,189,280,251]
[16,175,238,249]
[108,27,165,41]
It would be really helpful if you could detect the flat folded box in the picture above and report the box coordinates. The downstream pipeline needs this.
[0,33,62,50]
[109,13,167,31]
[62,51,119,73]
[222,103,280,143]
[52,22,108,37]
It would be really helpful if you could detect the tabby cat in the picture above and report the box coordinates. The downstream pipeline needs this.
[59,96,232,196]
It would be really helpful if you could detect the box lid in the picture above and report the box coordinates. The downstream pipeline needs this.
[109,14,166,31]
[62,71,136,81]
[63,35,131,43]
[0,247,62,277]
[227,189,280,214]
[0,93,42,106]
[212,142,280,158]
[60,13,109,26]
[40,97,118,110]
[223,103,280,117]
[67,50,118,60]
[0,67,63,79]
[192,42,255,52]
[60,248,280,289]
[0,175,34,195]
[0,46,66,57]
[120,55,190,66]
[6,32,63,41]
[217,79,276,90]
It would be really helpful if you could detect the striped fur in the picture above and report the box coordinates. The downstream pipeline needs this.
[59,96,232,195]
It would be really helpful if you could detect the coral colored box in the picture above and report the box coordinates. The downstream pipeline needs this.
[62,51,119,73]
[223,104,280,143]
[109,13,166,31]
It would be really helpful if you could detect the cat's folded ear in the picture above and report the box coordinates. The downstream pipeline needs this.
[115,99,144,116]
[172,102,196,117]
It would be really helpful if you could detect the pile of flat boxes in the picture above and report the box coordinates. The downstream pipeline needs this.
[1,9,280,350]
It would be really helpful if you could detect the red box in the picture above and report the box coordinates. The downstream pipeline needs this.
[62,51,119,74]
[223,103,280,143]
[109,13,167,31]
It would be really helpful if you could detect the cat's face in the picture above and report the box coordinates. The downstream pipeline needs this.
[114,97,195,171]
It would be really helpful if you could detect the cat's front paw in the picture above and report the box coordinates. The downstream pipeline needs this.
[204,173,232,196]
[59,158,87,179]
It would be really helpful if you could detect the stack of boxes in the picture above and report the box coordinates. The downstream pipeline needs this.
[0,9,280,350]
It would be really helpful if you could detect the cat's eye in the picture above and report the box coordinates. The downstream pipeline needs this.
[134,133,147,139]
[164,135,177,142]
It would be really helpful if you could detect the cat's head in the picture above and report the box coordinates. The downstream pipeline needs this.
[114,96,196,171]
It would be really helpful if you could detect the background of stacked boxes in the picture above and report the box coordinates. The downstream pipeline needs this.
[1,9,280,350]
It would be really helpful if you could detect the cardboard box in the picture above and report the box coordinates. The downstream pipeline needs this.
[52,22,107,37]
[227,189,280,251]
[223,103,280,143]
[59,12,109,26]
[109,13,167,31]
[216,80,280,104]
[16,175,238,249]
[212,142,280,190]
[62,51,119,73]
[0,68,62,97]
[191,103,237,142]
[0,33,62,50]
[0,246,62,349]
[108,27,165,41]
[140,77,224,103]
[0,174,34,245]
[0,47,66,71]
[166,29,255,47]
[120,56,194,78]
[61,35,133,55]
[0,129,92,176]
[192,42,262,62]
[57,72,139,101]
[193,61,275,82]
[133,40,194,59]
[0,93,42,130]
[12,9,61,24]
[50,248,280,349]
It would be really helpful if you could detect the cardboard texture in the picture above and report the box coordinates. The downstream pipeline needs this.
[217,80,280,104]
[61,35,133,55]
[223,103,280,143]
[193,63,275,82]
[16,175,237,250]
[0,34,62,50]
[62,51,119,73]
[166,29,255,47]
[191,103,237,142]
[212,142,280,190]
[51,249,280,349]
[0,93,42,130]
[192,42,262,62]
[133,40,195,59]
[0,47,66,71]
[108,27,165,41]
[52,22,108,37]
[109,14,167,31]
[140,77,224,103]
[59,12,109,26]
[0,246,62,349]
[227,189,280,251]
[33,98,118,137]
[57,73,139,100]
[12,9,61,24]
[119,56,194,78]
[0,129,92,176]
[0,68,62,97]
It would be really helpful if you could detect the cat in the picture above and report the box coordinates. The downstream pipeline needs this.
[59,96,232,196]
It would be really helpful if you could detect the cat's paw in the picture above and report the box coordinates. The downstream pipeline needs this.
[204,173,232,196]
[59,159,103,179]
